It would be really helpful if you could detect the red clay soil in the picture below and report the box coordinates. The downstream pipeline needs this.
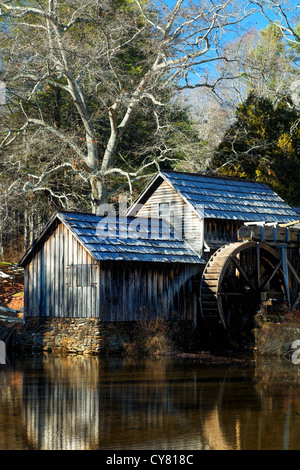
[0,263,24,313]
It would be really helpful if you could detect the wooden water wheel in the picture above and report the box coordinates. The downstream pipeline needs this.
[200,241,286,345]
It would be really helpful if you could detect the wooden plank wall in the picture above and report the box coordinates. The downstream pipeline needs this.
[134,180,243,257]
[203,219,243,260]
[24,221,98,319]
[97,261,202,323]
[24,221,203,324]
[204,219,241,244]
[135,180,204,255]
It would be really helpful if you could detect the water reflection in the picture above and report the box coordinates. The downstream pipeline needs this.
[1,354,300,450]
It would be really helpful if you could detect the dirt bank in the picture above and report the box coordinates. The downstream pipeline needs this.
[0,262,24,314]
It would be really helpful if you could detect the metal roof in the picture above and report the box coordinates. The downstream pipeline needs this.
[292,207,300,217]
[159,171,300,224]
[58,212,203,264]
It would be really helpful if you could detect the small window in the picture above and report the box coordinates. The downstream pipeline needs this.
[158,202,179,238]
[159,202,170,218]
[66,264,97,287]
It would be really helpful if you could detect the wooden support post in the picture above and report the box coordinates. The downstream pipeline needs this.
[199,215,204,259]
[256,243,261,289]
[281,246,291,307]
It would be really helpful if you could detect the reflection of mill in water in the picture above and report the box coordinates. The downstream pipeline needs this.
[22,356,101,450]
[21,357,235,450]
[17,356,300,450]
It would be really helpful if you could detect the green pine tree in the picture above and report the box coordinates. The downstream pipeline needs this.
[212,92,300,206]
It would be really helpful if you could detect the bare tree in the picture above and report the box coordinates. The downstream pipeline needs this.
[183,10,299,168]
[0,0,263,213]
[250,0,300,44]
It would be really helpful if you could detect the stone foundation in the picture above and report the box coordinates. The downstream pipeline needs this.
[11,317,132,356]
[4,317,199,356]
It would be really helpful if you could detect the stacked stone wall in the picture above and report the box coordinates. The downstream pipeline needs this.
[0,317,199,356]
[5,318,132,356]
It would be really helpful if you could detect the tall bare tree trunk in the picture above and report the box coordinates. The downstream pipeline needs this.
[90,176,110,213]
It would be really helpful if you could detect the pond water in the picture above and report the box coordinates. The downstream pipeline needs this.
[1,352,300,450]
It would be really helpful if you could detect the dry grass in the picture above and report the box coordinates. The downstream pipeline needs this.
[255,304,300,358]
[123,318,175,358]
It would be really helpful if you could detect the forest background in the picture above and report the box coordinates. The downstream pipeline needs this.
[0,0,300,261]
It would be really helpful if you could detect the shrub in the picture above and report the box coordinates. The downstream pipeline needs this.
[255,304,300,358]
[123,318,175,358]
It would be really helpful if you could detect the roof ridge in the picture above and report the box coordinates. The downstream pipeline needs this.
[160,170,269,186]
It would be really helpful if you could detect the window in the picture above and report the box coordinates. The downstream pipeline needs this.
[66,264,97,287]
[158,201,178,236]
[159,202,170,218]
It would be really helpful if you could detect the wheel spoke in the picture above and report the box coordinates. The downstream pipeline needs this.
[260,259,282,290]
[229,255,255,291]
[200,240,284,346]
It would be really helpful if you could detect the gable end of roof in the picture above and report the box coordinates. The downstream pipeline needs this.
[19,210,203,267]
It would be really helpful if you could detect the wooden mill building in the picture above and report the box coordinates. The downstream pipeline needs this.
[128,171,299,259]
[19,171,300,338]
[19,211,204,324]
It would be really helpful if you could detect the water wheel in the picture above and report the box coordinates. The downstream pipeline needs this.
[200,241,285,345]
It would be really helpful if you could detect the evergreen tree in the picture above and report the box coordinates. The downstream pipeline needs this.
[212,92,300,206]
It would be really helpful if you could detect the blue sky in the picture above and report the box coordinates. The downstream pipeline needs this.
[155,1,299,96]
[162,0,299,35]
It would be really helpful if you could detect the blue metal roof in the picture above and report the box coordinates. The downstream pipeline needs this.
[161,171,299,223]
[292,207,300,217]
[59,212,203,264]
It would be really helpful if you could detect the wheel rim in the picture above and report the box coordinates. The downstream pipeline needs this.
[200,241,285,345]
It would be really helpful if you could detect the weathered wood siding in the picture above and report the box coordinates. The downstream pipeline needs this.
[24,220,203,324]
[203,218,243,259]
[133,179,244,259]
[204,219,242,245]
[24,220,98,319]
[135,180,204,255]
[96,260,202,322]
